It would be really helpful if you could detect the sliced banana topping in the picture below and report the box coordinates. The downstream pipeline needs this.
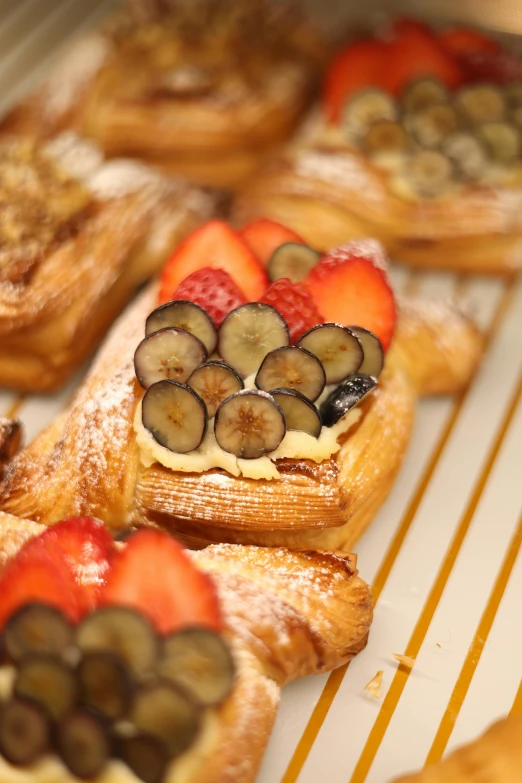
[442,131,489,180]
[404,149,455,198]
[214,389,286,460]
[362,120,410,156]
[255,346,326,401]
[218,303,289,379]
[142,380,208,454]
[407,104,460,148]
[342,89,398,141]
[402,77,449,113]
[477,121,521,164]
[455,84,506,124]
[271,388,322,438]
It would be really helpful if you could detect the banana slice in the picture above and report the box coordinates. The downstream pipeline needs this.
[131,680,201,758]
[362,120,410,156]
[271,389,322,438]
[57,709,111,779]
[407,104,460,148]
[504,80,522,107]
[214,389,286,459]
[14,654,77,720]
[456,84,506,124]
[0,698,50,766]
[402,77,449,113]
[477,121,521,164]
[342,89,398,142]
[404,149,455,198]
[442,132,489,180]
[118,734,170,783]
[4,603,74,662]
[255,346,326,402]
[142,381,208,454]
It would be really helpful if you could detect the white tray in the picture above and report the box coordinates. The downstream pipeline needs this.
[1,4,521,782]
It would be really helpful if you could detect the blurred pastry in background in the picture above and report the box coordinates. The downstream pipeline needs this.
[234,17,522,273]
[0,132,214,392]
[1,0,328,190]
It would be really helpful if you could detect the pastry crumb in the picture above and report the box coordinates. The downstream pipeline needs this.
[436,642,442,648]
[392,653,416,669]
[364,670,383,699]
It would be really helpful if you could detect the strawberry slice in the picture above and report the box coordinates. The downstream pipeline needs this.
[457,49,522,85]
[305,241,396,350]
[438,26,500,57]
[159,221,268,304]
[261,278,323,343]
[173,267,246,326]
[38,517,114,611]
[0,539,81,629]
[239,219,306,267]
[380,25,464,95]
[99,529,223,635]
[323,38,390,124]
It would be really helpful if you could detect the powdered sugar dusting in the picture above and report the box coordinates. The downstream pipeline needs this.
[44,132,103,181]
[329,238,389,274]
[296,149,385,204]
[87,159,163,200]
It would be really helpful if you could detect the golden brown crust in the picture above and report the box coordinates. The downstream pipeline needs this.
[0,133,214,391]
[0,279,482,550]
[0,511,372,783]
[1,2,327,190]
[233,144,522,274]
[391,715,522,782]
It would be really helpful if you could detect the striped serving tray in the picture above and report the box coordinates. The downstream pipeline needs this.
[0,3,521,782]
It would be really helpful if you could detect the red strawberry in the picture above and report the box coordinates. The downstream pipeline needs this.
[159,221,268,304]
[38,517,114,611]
[305,240,396,350]
[99,529,222,635]
[380,25,464,95]
[438,26,499,57]
[0,539,81,629]
[457,49,522,85]
[239,219,306,267]
[323,38,390,124]
[261,278,323,344]
[173,267,247,326]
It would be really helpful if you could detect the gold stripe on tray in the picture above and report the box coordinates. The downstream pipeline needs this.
[510,679,522,716]
[348,366,522,783]
[425,506,522,765]
[280,276,515,783]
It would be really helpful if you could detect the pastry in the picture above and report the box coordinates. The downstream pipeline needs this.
[0,220,482,550]
[391,714,522,782]
[0,512,372,783]
[1,0,327,190]
[234,18,522,273]
[0,132,214,392]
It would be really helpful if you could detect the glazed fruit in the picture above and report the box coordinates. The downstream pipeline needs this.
[57,709,111,779]
[131,680,201,757]
[76,606,159,677]
[305,242,396,351]
[158,220,268,303]
[267,242,320,283]
[349,326,384,378]
[170,267,247,327]
[240,218,305,266]
[77,651,134,720]
[141,380,207,453]
[187,361,244,418]
[405,149,455,197]
[320,374,378,427]
[218,303,290,378]
[255,346,326,401]
[442,132,488,179]
[214,390,286,459]
[145,300,218,355]
[455,83,506,122]
[158,628,235,707]
[14,654,77,720]
[99,529,223,635]
[477,121,521,163]
[402,77,449,113]
[342,89,398,141]
[118,734,169,783]
[271,389,322,438]
[297,323,364,384]
[362,120,409,156]
[3,603,74,662]
[134,328,207,390]
[407,103,460,148]
[260,278,323,344]
[0,697,50,765]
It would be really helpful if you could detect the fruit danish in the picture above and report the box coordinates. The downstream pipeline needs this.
[0,132,214,392]
[234,18,522,273]
[0,221,482,550]
[392,714,522,782]
[1,0,326,190]
[0,513,372,783]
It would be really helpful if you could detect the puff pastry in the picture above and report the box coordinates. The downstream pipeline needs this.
[0,280,482,551]
[233,138,522,274]
[0,510,373,783]
[0,132,214,392]
[1,0,327,190]
[391,714,522,782]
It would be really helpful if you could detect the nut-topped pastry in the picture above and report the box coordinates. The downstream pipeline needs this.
[0,132,214,392]
[2,0,327,189]
[234,17,522,273]
[0,220,482,551]
[0,513,373,783]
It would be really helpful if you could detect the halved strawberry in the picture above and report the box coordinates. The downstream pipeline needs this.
[323,38,390,124]
[99,529,222,635]
[261,278,323,343]
[38,517,114,611]
[0,539,81,629]
[380,25,464,95]
[457,49,522,85]
[305,241,396,350]
[239,219,306,267]
[438,26,500,57]
[159,221,268,304]
[173,267,246,326]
